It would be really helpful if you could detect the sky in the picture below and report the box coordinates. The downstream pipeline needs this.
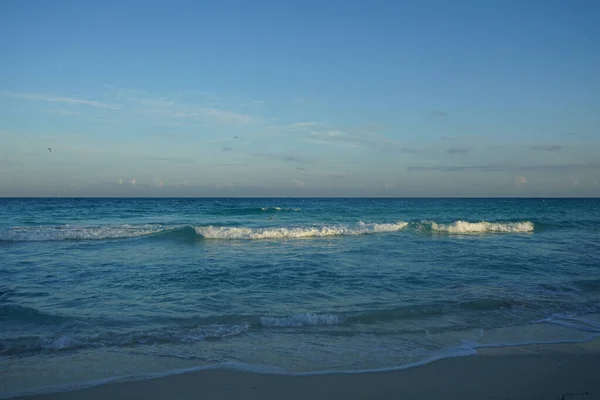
[1,0,599,197]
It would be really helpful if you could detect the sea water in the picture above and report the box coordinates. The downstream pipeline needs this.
[1,198,599,397]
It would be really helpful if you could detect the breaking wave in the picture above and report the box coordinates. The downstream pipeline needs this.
[260,313,343,327]
[0,324,250,355]
[194,222,409,239]
[260,207,301,212]
[0,220,536,242]
[426,220,534,234]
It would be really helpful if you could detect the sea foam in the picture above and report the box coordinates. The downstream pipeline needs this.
[194,222,408,239]
[429,220,534,234]
[260,313,343,327]
[0,324,250,355]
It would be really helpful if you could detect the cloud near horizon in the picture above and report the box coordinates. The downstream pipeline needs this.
[446,148,468,154]
[0,90,120,110]
[530,145,564,152]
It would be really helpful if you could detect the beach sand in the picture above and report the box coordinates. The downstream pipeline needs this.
[14,339,600,400]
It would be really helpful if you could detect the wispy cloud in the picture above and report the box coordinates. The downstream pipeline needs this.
[442,135,484,142]
[308,130,344,138]
[130,178,136,185]
[254,153,314,163]
[292,179,304,188]
[515,176,527,185]
[289,122,319,129]
[146,156,195,164]
[292,97,312,104]
[408,161,600,172]
[222,147,233,152]
[447,148,469,154]
[1,90,120,110]
[46,109,113,123]
[103,85,260,126]
[155,177,164,187]
[530,145,564,152]
[296,167,307,172]
[298,123,406,150]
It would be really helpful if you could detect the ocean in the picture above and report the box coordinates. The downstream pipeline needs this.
[1,198,600,398]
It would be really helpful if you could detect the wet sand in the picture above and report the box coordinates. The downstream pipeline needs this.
[14,339,600,400]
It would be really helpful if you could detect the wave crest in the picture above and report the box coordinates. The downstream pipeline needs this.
[260,313,343,327]
[0,224,170,241]
[194,222,408,240]
[260,207,301,212]
[0,324,249,355]
[429,221,534,234]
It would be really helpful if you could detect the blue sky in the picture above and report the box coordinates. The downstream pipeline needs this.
[1,0,599,197]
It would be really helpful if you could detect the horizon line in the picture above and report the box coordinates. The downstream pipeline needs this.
[1,196,599,200]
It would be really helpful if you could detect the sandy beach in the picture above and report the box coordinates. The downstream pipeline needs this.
[13,339,600,400]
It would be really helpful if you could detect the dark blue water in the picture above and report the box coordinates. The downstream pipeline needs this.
[1,198,600,397]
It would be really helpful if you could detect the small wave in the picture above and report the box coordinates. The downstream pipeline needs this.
[208,206,301,216]
[534,314,600,333]
[427,220,534,234]
[260,313,343,327]
[195,222,408,240]
[0,324,249,355]
[0,224,172,242]
[260,207,301,212]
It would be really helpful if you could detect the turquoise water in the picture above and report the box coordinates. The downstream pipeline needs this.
[1,198,600,397]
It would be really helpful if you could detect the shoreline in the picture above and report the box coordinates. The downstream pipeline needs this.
[10,339,600,400]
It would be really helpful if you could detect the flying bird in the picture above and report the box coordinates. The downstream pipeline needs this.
[48,148,51,152]
[235,136,238,139]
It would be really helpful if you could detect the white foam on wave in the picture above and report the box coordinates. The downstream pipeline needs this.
[6,315,600,399]
[42,336,82,351]
[194,221,408,240]
[0,224,170,241]
[260,207,301,211]
[533,314,600,333]
[1,324,250,355]
[429,220,534,234]
[260,313,343,327]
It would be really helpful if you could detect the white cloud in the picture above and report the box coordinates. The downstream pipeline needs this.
[292,97,312,104]
[155,177,164,187]
[292,179,304,188]
[200,108,257,125]
[515,176,527,185]
[309,130,344,138]
[1,90,120,110]
[289,122,319,129]
[103,85,259,126]
[130,177,136,185]
[118,178,123,185]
